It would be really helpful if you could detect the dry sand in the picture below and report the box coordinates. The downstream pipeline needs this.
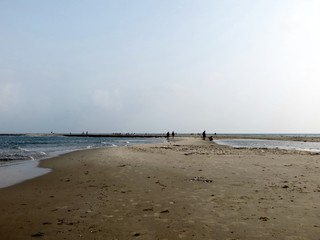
[0,137,320,239]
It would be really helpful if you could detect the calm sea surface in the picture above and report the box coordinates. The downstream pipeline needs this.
[215,138,320,152]
[0,135,165,188]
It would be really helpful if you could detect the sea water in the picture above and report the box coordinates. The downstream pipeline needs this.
[0,135,164,188]
[214,138,320,153]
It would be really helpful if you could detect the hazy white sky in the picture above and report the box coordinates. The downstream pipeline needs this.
[1,0,320,133]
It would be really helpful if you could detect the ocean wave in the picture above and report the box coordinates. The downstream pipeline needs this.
[0,154,33,161]
[18,147,31,152]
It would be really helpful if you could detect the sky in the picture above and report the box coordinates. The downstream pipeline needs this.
[1,0,320,134]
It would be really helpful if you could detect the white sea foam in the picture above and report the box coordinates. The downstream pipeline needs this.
[18,147,30,152]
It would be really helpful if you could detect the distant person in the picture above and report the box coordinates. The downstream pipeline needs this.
[202,131,206,140]
[166,132,170,139]
[172,131,175,139]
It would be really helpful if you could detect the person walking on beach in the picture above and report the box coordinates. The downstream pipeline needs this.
[172,131,175,139]
[166,132,170,139]
[202,131,206,140]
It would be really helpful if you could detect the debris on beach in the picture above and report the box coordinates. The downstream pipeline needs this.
[160,209,170,213]
[259,216,269,221]
[143,208,154,212]
[190,176,213,183]
[155,180,167,188]
[31,232,44,237]
[42,222,52,225]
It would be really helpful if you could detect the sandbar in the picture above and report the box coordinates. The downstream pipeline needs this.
[0,137,319,239]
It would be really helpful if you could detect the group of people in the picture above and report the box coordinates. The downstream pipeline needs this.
[165,131,215,141]
[166,131,175,139]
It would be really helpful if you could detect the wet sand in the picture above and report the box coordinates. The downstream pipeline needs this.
[0,137,320,239]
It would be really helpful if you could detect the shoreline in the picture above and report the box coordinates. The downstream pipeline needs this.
[0,137,320,239]
[0,137,166,189]
[2,132,320,142]
[0,160,51,189]
[212,134,320,142]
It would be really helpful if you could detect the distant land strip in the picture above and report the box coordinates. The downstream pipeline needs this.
[64,133,166,138]
[0,133,167,138]
[2,133,320,142]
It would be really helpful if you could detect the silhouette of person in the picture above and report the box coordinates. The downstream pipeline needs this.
[202,131,206,140]
[166,132,170,139]
[172,131,175,139]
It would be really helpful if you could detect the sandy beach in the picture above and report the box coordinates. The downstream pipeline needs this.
[0,137,320,239]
